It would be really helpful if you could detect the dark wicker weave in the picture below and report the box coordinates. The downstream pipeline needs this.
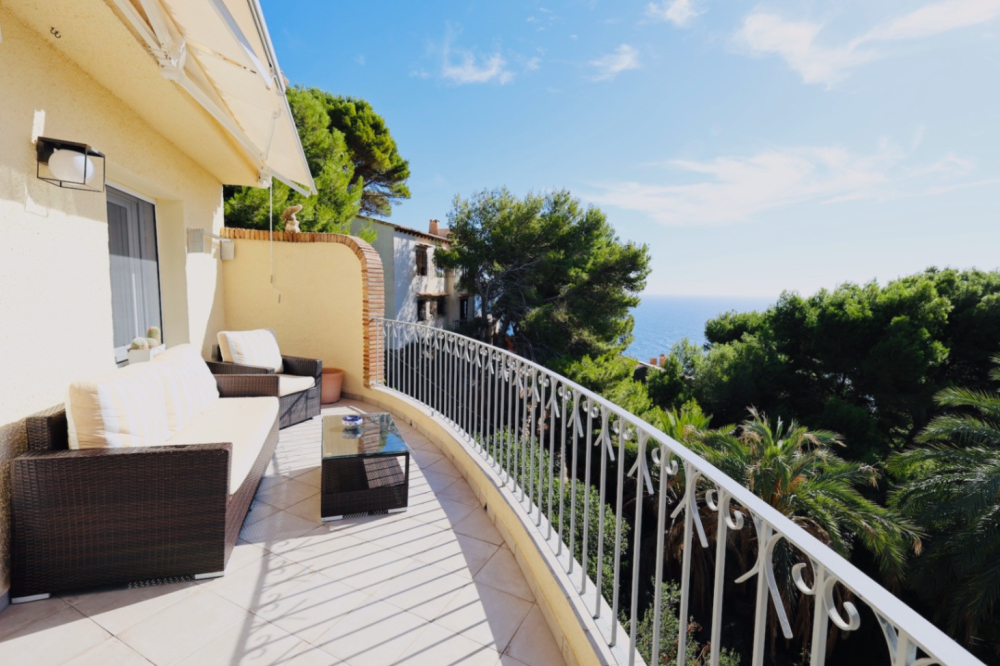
[10,374,279,600]
[208,351,321,429]
[321,454,410,518]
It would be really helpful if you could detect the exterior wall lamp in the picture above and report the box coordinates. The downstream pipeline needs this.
[35,137,106,192]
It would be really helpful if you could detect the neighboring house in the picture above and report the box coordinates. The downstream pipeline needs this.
[351,217,468,329]
[0,0,313,610]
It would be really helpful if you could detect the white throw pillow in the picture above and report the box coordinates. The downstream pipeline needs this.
[217,329,284,373]
[153,343,220,433]
[66,364,171,449]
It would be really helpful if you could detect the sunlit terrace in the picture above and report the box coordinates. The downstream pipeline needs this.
[0,398,565,665]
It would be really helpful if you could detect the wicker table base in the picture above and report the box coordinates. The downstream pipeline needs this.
[321,454,409,519]
[320,414,410,520]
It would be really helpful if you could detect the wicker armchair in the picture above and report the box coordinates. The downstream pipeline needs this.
[10,374,279,602]
[207,347,321,428]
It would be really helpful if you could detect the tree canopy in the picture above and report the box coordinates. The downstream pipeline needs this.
[322,95,411,218]
[435,188,651,362]
[649,268,1000,462]
[224,87,364,234]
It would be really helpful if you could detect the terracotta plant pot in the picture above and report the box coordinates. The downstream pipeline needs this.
[321,368,345,404]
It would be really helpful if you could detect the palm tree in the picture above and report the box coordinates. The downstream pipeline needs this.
[651,407,920,657]
[888,360,1000,649]
[692,408,918,583]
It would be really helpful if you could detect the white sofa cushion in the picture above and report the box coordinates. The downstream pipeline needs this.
[218,329,283,373]
[163,396,279,491]
[153,343,220,433]
[66,364,171,449]
[278,374,315,397]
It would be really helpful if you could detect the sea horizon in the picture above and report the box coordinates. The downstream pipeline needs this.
[626,294,776,362]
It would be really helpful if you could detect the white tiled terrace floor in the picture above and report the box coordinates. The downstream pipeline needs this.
[0,399,566,666]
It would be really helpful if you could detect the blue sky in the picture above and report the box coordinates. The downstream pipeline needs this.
[260,0,1000,297]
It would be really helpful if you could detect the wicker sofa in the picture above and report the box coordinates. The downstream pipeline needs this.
[10,347,280,602]
[207,331,321,429]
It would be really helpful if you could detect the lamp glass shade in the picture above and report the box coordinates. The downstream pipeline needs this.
[48,149,96,185]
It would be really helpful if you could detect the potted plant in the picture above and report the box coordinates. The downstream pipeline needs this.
[321,367,345,403]
[127,326,166,364]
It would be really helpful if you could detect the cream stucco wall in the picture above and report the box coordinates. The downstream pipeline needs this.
[0,10,232,598]
[221,239,367,395]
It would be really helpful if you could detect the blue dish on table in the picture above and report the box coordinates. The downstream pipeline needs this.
[341,415,363,430]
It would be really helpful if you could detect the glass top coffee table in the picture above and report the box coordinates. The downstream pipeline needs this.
[321,413,410,521]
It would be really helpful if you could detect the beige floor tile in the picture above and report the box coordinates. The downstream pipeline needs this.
[71,579,198,635]
[453,507,505,546]
[395,622,502,666]
[498,655,531,666]
[240,509,317,545]
[175,612,339,666]
[407,495,478,529]
[435,479,482,507]
[299,512,412,544]
[267,521,371,559]
[405,434,438,451]
[198,551,309,611]
[208,554,368,643]
[424,457,464,478]
[312,596,426,666]
[227,541,270,575]
[297,536,411,593]
[244,498,283,526]
[0,606,110,666]
[368,517,452,559]
[292,466,321,488]
[265,521,411,593]
[410,532,500,580]
[504,606,565,666]
[410,446,445,468]
[66,637,152,665]
[474,547,535,602]
[283,494,323,523]
[255,570,369,644]
[255,476,319,511]
[433,582,533,651]
[0,595,68,640]
[411,469,458,494]
[369,560,470,621]
[118,587,250,665]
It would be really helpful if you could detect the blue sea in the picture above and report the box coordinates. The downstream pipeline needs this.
[626,295,776,362]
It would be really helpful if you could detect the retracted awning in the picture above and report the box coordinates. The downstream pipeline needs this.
[112,0,316,194]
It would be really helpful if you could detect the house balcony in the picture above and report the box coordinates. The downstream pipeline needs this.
[0,314,987,666]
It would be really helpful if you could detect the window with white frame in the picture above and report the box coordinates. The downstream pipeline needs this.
[107,187,162,363]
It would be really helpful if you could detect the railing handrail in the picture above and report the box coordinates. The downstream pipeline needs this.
[373,317,984,666]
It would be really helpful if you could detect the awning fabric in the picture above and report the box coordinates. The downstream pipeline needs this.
[115,0,315,194]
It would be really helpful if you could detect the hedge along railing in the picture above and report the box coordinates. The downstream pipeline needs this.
[371,318,984,666]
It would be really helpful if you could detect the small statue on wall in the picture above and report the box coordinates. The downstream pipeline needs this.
[280,204,303,233]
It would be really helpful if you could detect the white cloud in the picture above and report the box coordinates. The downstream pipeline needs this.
[590,44,641,81]
[353,54,366,66]
[524,56,542,71]
[583,139,986,225]
[440,32,514,85]
[738,0,1000,86]
[646,0,703,27]
[866,0,1000,40]
[738,14,872,86]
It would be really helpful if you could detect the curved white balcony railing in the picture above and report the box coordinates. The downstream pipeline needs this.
[372,318,984,666]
